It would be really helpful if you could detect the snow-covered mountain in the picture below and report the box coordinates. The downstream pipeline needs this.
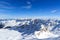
[0,19,60,40]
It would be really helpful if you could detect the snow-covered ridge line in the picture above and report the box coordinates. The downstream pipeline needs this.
[0,19,60,40]
[0,19,60,29]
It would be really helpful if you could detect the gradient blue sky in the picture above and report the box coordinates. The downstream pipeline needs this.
[0,0,60,19]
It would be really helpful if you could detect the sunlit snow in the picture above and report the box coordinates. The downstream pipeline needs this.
[0,19,60,40]
[0,29,21,40]
[35,30,59,39]
[35,24,59,39]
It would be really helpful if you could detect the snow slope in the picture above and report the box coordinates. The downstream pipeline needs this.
[0,29,21,40]
[35,29,59,39]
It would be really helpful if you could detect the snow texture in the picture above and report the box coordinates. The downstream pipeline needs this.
[0,29,21,40]
[0,19,60,40]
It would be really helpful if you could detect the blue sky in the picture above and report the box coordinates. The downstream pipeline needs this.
[0,0,60,19]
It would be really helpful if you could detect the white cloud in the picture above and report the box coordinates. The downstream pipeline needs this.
[27,1,31,4]
[51,10,57,13]
[21,1,32,9]
[0,1,10,5]
[22,5,32,9]
[0,1,15,10]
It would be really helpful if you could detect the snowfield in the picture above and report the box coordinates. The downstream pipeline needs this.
[0,29,21,40]
[35,24,59,39]
[35,30,59,39]
[0,19,60,40]
[35,25,59,39]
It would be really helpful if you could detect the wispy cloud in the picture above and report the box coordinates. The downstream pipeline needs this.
[51,10,57,13]
[22,5,32,9]
[21,1,32,9]
[0,1,15,10]
[27,1,31,5]
[0,1,10,6]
